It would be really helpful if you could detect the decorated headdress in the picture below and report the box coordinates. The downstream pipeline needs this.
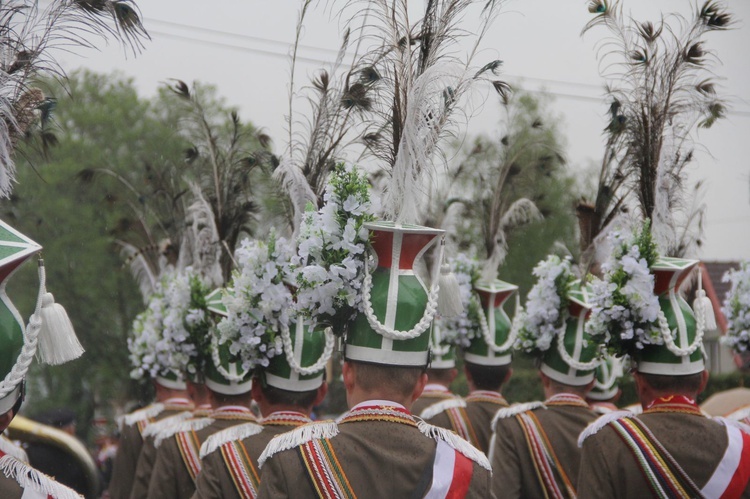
[214,234,332,393]
[721,261,750,368]
[587,222,712,375]
[435,255,519,367]
[588,354,625,401]
[515,255,601,385]
[0,219,84,414]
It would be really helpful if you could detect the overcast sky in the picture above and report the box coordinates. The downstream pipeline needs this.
[58,0,750,262]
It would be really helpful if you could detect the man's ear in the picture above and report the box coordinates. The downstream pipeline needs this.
[342,362,355,392]
[314,383,329,407]
[411,372,428,403]
[0,410,14,434]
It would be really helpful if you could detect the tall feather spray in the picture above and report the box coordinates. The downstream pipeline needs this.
[0,0,148,197]
[338,0,507,223]
[582,0,732,256]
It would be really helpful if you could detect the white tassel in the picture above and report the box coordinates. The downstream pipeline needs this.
[154,417,214,448]
[36,292,84,365]
[437,263,463,318]
[693,267,717,331]
[122,403,165,428]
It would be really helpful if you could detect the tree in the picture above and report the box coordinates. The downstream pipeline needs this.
[3,70,271,438]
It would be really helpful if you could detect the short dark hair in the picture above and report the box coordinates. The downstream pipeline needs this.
[547,377,591,398]
[639,372,704,395]
[465,363,510,391]
[426,368,455,385]
[260,382,320,409]
[352,361,423,399]
[209,389,253,408]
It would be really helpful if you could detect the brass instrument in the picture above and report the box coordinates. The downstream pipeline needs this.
[6,415,100,498]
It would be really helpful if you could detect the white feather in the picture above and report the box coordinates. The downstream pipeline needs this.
[182,183,224,287]
[272,156,317,235]
[383,63,470,224]
[116,240,157,303]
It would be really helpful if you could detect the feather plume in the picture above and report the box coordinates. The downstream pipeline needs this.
[181,183,224,287]
[582,0,732,257]
[272,157,317,235]
[116,240,158,303]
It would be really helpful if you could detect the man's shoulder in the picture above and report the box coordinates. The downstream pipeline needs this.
[490,401,546,429]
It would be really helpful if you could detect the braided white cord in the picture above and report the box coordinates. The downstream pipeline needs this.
[210,334,247,382]
[0,260,46,399]
[361,257,439,341]
[555,316,600,371]
[659,305,704,357]
[279,320,335,376]
[475,292,520,354]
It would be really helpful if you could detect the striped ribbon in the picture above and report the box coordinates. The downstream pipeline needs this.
[299,437,356,499]
[444,406,479,448]
[221,440,260,499]
[610,417,702,498]
[175,429,203,482]
[516,411,576,499]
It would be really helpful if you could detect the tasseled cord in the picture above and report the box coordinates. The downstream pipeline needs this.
[35,259,85,365]
[436,238,463,318]
[693,265,717,331]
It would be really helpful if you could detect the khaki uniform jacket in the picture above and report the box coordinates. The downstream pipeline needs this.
[146,409,257,499]
[411,386,455,417]
[109,402,189,499]
[489,395,598,499]
[578,410,750,498]
[192,412,312,499]
[128,407,196,499]
[258,405,492,498]
[465,392,509,454]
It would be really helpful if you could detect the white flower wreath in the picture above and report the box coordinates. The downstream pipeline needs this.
[514,255,574,355]
[433,254,483,349]
[722,261,750,354]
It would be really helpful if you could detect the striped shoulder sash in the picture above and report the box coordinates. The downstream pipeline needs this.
[298,438,356,499]
[175,430,202,482]
[609,417,702,498]
[516,411,575,499]
[220,440,260,499]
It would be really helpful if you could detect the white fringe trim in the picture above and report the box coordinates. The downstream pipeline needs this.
[141,411,192,438]
[417,420,491,471]
[0,436,27,463]
[258,420,339,468]
[122,403,165,427]
[490,402,546,429]
[419,397,467,420]
[200,422,264,459]
[715,416,750,436]
[154,417,214,448]
[577,411,633,448]
[592,405,614,416]
[0,455,82,499]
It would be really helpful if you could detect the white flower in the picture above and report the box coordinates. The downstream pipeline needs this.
[722,261,750,353]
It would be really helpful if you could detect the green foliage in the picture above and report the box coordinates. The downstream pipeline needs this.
[1,70,271,440]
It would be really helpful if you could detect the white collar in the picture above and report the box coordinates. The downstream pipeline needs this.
[351,400,406,411]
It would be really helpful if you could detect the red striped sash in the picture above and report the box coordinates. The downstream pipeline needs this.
[175,430,202,482]
[298,438,356,499]
[221,440,259,499]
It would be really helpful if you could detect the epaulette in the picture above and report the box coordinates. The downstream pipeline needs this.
[577,410,633,448]
[0,435,27,463]
[200,422,264,459]
[419,398,467,420]
[121,403,165,428]
[0,455,82,499]
[490,402,546,429]
[258,420,339,468]
[714,416,750,436]
[154,417,214,448]
[726,406,750,422]
[141,411,192,438]
[416,420,490,471]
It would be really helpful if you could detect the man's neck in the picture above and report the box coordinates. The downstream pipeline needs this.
[259,402,312,419]
[348,390,413,410]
